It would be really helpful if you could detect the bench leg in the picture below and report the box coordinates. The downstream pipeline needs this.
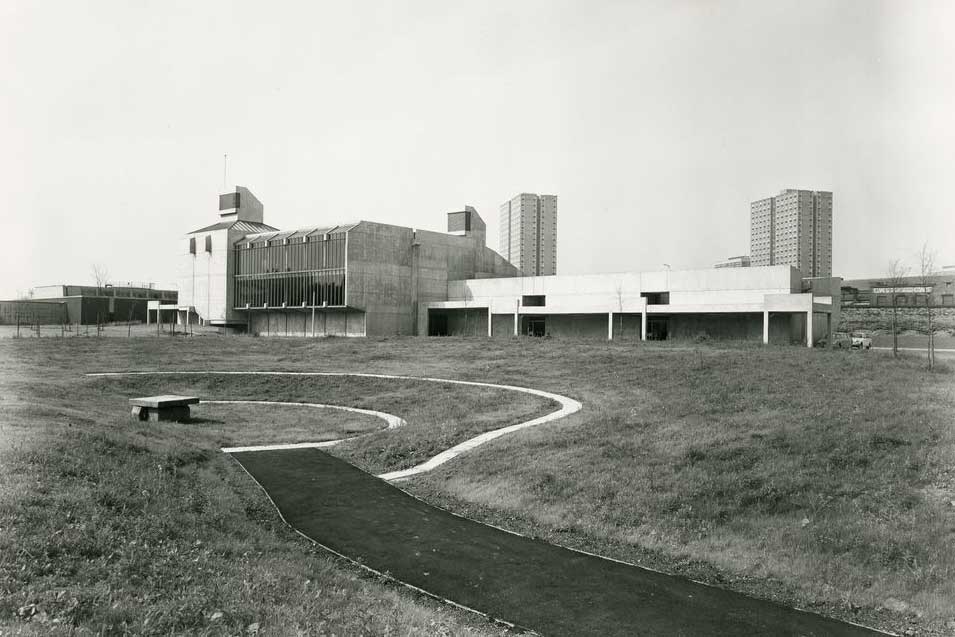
[148,406,191,422]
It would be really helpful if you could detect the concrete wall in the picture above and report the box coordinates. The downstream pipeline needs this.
[344,221,517,337]
[247,310,366,337]
[449,266,801,314]
[180,228,244,326]
[346,222,416,336]
[178,229,245,325]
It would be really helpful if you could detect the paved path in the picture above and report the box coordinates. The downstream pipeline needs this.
[89,370,886,635]
[233,448,885,637]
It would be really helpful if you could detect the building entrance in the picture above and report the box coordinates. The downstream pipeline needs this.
[647,316,668,340]
[526,317,546,337]
[428,311,449,336]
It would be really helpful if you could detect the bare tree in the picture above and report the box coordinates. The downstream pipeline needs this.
[917,243,937,369]
[91,263,110,293]
[885,259,909,358]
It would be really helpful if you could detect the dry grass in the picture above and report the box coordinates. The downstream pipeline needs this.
[2,336,954,635]
[405,343,955,635]
[0,339,530,635]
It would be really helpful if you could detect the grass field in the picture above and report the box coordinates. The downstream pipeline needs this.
[2,337,954,635]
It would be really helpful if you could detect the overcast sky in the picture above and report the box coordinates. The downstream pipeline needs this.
[3,0,954,298]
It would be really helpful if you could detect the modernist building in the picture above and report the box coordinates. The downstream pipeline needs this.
[751,190,832,277]
[842,274,955,308]
[714,255,751,269]
[499,193,557,276]
[180,188,518,335]
[426,267,841,346]
[178,187,840,346]
[0,284,177,325]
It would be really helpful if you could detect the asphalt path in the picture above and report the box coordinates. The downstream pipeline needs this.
[232,448,884,637]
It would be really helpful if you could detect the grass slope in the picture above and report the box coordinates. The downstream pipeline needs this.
[1,341,536,635]
[2,337,953,635]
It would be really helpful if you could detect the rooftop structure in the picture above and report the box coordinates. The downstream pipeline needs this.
[714,256,751,269]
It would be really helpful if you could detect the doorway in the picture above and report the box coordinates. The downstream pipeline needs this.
[428,311,448,336]
[647,316,668,340]
[526,316,546,337]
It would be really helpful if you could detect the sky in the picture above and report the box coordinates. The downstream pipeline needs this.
[2,0,954,298]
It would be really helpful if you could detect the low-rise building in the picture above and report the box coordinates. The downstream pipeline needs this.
[842,274,955,308]
[0,284,178,325]
[427,267,840,346]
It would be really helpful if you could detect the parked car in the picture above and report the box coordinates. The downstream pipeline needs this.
[850,332,872,349]
[829,332,852,348]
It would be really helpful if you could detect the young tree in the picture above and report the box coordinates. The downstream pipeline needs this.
[91,263,110,293]
[885,259,909,358]
[917,243,937,369]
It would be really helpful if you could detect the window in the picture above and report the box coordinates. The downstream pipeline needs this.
[205,235,213,253]
[641,291,669,305]
[189,237,196,254]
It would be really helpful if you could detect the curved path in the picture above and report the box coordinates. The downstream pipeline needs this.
[86,371,582,481]
[87,370,886,636]
[208,400,406,453]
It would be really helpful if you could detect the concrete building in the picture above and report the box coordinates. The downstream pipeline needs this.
[178,187,840,346]
[180,186,278,329]
[842,273,955,308]
[179,188,519,335]
[2,284,178,325]
[751,190,832,277]
[426,267,841,347]
[499,193,557,276]
[714,256,751,269]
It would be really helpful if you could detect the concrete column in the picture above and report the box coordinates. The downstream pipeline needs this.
[608,312,614,341]
[762,310,769,345]
[514,299,519,336]
[826,313,832,348]
[487,307,493,338]
[641,310,647,341]
[806,310,813,348]
[146,309,150,326]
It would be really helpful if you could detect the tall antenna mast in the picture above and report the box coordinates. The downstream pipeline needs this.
[222,154,228,191]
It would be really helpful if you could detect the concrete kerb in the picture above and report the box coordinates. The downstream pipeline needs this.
[84,371,583,482]
[211,400,404,453]
[84,370,893,636]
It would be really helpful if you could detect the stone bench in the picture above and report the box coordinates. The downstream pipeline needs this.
[130,395,199,422]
